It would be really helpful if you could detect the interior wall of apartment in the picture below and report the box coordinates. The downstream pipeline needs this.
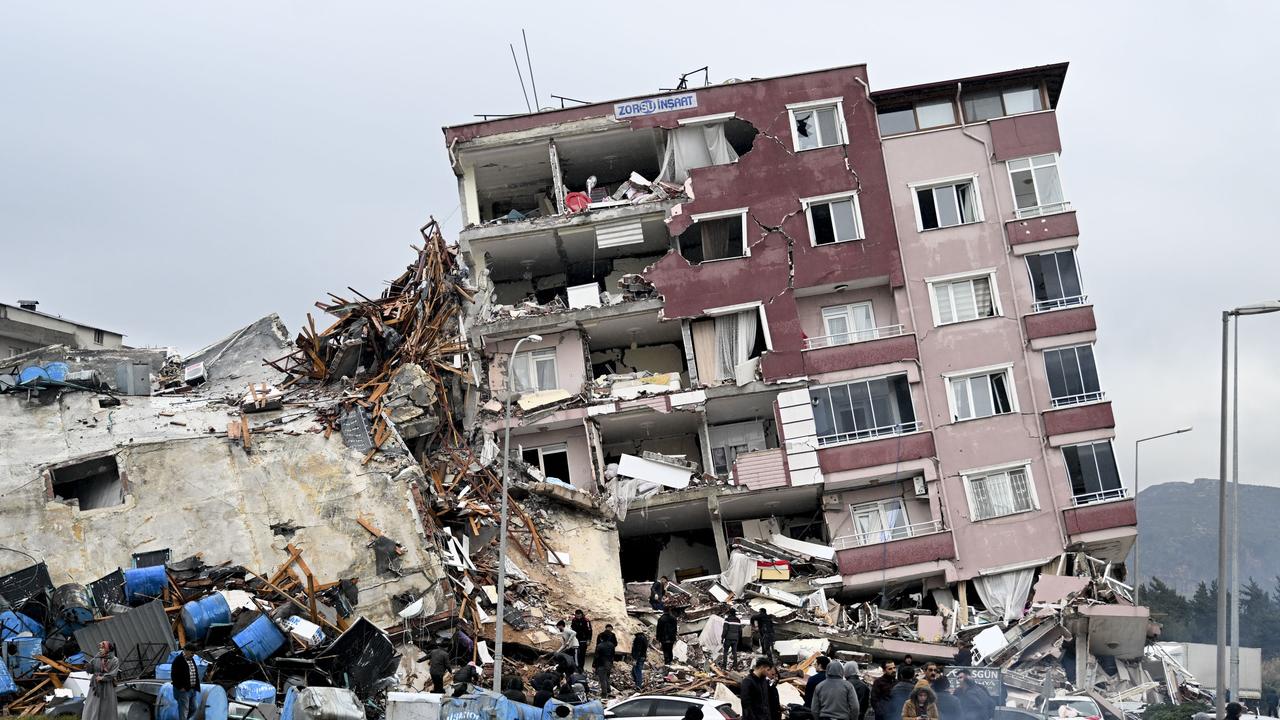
[493,278,536,306]
[602,431,701,468]
[487,331,587,398]
[618,529,721,582]
[589,343,686,381]
[511,425,595,491]
[794,285,900,338]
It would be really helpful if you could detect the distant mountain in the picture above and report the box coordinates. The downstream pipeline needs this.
[1137,479,1280,595]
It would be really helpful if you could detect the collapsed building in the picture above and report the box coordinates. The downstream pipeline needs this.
[0,60,1195,718]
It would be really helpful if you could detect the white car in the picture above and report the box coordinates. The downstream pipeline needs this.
[605,694,740,720]
[1042,696,1103,720]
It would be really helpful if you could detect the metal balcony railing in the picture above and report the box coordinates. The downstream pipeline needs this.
[803,325,905,351]
[1071,486,1129,506]
[1014,201,1073,219]
[816,421,921,447]
[1032,295,1087,313]
[1050,391,1106,409]
[832,519,946,551]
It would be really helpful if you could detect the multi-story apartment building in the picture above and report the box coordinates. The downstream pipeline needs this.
[442,62,1135,615]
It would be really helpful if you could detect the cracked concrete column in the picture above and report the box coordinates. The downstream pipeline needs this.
[707,494,730,571]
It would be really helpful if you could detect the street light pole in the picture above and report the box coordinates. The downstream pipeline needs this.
[1133,426,1193,605]
[1230,319,1240,703]
[1216,301,1280,718]
[493,333,541,692]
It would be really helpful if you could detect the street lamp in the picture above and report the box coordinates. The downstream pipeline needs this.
[1216,302,1280,719]
[1133,425,1192,605]
[493,333,541,692]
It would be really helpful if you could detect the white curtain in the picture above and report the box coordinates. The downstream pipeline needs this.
[714,311,758,382]
[973,568,1035,623]
[660,123,739,184]
[691,319,718,385]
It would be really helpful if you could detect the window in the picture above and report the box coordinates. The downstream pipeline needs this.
[1043,345,1102,407]
[965,466,1036,521]
[677,212,747,263]
[877,99,958,136]
[652,700,699,717]
[520,443,571,483]
[915,179,979,230]
[805,194,863,245]
[961,85,1044,123]
[850,498,910,545]
[820,302,875,346]
[606,699,654,718]
[1008,154,1067,217]
[1063,441,1124,504]
[948,367,1016,422]
[690,307,766,385]
[511,347,558,392]
[1026,250,1084,311]
[930,274,998,325]
[809,374,917,446]
[789,101,845,151]
[93,329,105,345]
[49,455,125,511]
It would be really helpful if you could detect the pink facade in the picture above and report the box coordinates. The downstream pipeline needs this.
[486,331,587,397]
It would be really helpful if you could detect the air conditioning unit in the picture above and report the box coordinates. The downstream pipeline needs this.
[913,476,928,497]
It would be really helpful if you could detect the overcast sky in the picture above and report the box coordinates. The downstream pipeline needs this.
[2,2,1277,492]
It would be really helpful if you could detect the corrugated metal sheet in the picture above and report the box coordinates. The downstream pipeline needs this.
[733,448,788,491]
[74,599,176,680]
[595,220,644,249]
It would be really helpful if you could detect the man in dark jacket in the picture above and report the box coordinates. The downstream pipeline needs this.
[847,662,871,720]
[805,656,831,707]
[721,610,743,669]
[630,631,649,688]
[650,576,670,610]
[501,674,526,703]
[886,665,917,720]
[953,670,995,720]
[926,663,961,720]
[812,660,860,720]
[570,610,592,672]
[870,660,897,720]
[170,644,202,720]
[453,661,480,689]
[425,645,450,693]
[751,608,776,661]
[596,623,618,653]
[656,609,678,665]
[740,657,776,720]
[594,631,616,699]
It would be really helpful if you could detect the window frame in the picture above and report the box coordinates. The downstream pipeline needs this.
[925,269,1002,327]
[1006,153,1068,218]
[961,462,1039,522]
[1042,343,1104,408]
[849,497,912,546]
[808,372,919,447]
[820,301,876,344]
[1026,248,1086,312]
[1062,440,1126,505]
[909,174,984,231]
[802,191,865,246]
[511,347,559,393]
[876,97,960,137]
[681,208,751,263]
[521,443,570,480]
[786,98,847,152]
[93,329,105,345]
[960,84,1047,123]
[944,363,1019,423]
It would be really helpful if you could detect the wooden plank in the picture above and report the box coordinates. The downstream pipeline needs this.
[268,545,303,586]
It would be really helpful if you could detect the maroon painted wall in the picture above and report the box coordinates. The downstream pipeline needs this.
[1063,498,1136,535]
[989,112,1062,162]
[801,334,919,376]
[1024,305,1096,340]
[1043,401,1115,437]
[836,530,955,575]
[818,431,936,474]
[1006,211,1079,246]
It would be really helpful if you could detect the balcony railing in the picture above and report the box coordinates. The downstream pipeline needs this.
[832,519,945,551]
[1014,201,1073,219]
[1032,295,1087,313]
[1050,391,1106,409]
[803,325,905,351]
[817,420,921,447]
[1072,486,1129,506]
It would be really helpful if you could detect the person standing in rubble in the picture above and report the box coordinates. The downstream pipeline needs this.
[594,625,616,699]
[721,609,744,670]
[570,609,592,672]
[740,657,776,720]
[657,607,678,666]
[556,619,580,670]
[426,644,450,694]
[952,670,995,720]
[871,659,897,720]
[650,575,670,610]
[83,641,120,720]
[924,663,960,720]
[630,629,649,687]
[170,644,202,720]
[751,607,776,661]
[812,659,861,720]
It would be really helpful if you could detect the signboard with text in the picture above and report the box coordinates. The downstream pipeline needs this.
[613,92,697,119]
[946,666,1004,699]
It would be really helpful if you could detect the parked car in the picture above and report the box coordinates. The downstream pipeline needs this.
[605,694,739,720]
[1041,696,1103,720]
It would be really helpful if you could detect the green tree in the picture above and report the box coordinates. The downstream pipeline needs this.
[1188,581,1219,645]
[1144,577,1192,641]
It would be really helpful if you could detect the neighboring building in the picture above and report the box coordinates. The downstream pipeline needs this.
[0,300,124,356]
[443,62,1135,619]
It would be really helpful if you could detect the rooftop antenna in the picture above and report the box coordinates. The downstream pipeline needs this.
[522,29,541,111]
[509,44,532,114]
[669,66,710,91]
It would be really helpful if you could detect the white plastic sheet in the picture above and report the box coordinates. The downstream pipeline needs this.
[718,550,759,594]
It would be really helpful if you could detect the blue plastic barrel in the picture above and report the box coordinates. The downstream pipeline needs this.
[0,662,15,697]
[123,566,168,603]
[157,683,229,720]
[44,362,69,382]
[234,680,275,703]
[7,636,42,678]
[181,593,231,641]
[232,615,285,662]
[280,687,297,720]
[0,611,43,640]
[18,366,48,385]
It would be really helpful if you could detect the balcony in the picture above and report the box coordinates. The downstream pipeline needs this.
[1063,495,1136,536]
[1043,401,1114,438]
[1049,390,1105,409]
[1013,202,1073,220]
[833,522,955,575]
[1006,210,1079,248]
[817,427,935,473]
[1024,304,1096,341]
[801,332,918,377]
[803,325,904,350]
[1033,294,1087,314]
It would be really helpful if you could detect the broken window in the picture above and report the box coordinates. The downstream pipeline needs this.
[1026,249,1084,311]
[511,348,558,393]
[947,367,1015,422]
[690,309,766,385]
[48,455,124,510]
[708,421,768,475]
[789,102,844,151]
[961,85,1044,123]
[658,120,750,184]
[1044,344,1102,408]
[930,274,997,325]
[805,193,863,246]
[809,374,917,446]
[1063,440,1123,505]
[677,213,746,264]
[520,443,570,484]
[965,466,1035,521]
[915,178,979,230]
[1008,154,1067,217]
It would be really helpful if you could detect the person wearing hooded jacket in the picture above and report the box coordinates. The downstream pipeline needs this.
[902,682,941,720]
[812,659,861,720]
[846,662,871,720]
